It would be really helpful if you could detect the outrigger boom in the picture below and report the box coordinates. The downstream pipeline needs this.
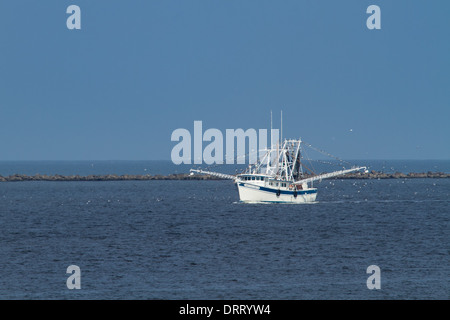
[293,166,367,185]
[190,166,368,184]
[190,169,236,180]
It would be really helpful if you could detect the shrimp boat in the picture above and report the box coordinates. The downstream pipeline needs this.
[190,138,368,203]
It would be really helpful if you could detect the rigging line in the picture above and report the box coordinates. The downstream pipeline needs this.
[302,140,353,167]
[199,147,263,173]
[301,145,318,175]
[298,159,316,176]
[315,159,346,168]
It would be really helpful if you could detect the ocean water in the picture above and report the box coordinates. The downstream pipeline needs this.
[0,168,448,299]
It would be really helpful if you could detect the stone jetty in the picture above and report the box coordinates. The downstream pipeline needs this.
[0,171,448,182]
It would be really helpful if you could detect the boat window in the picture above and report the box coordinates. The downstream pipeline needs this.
[252,177,255,180]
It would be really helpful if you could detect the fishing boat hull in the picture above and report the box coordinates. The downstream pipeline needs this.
[237,182,317,203]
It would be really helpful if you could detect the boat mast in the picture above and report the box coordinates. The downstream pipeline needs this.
[270,110,273,146]
[267,111,273,174]
[280,110,283,180]
[280,110,283,146]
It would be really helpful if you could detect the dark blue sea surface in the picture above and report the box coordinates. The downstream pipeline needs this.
[0,175,448,299]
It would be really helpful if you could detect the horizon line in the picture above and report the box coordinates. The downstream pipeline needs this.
[0,159,449,162]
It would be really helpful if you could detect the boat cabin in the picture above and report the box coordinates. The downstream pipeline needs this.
[237,174,304,190]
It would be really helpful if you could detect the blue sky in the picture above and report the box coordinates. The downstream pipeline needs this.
[0,0,449,160]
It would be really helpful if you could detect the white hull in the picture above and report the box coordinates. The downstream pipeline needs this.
[237,183,317,203]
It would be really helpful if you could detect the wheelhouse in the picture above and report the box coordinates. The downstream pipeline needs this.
[238,174,267,182]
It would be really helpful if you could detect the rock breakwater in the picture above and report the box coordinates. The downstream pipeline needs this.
[0,171,448,182]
